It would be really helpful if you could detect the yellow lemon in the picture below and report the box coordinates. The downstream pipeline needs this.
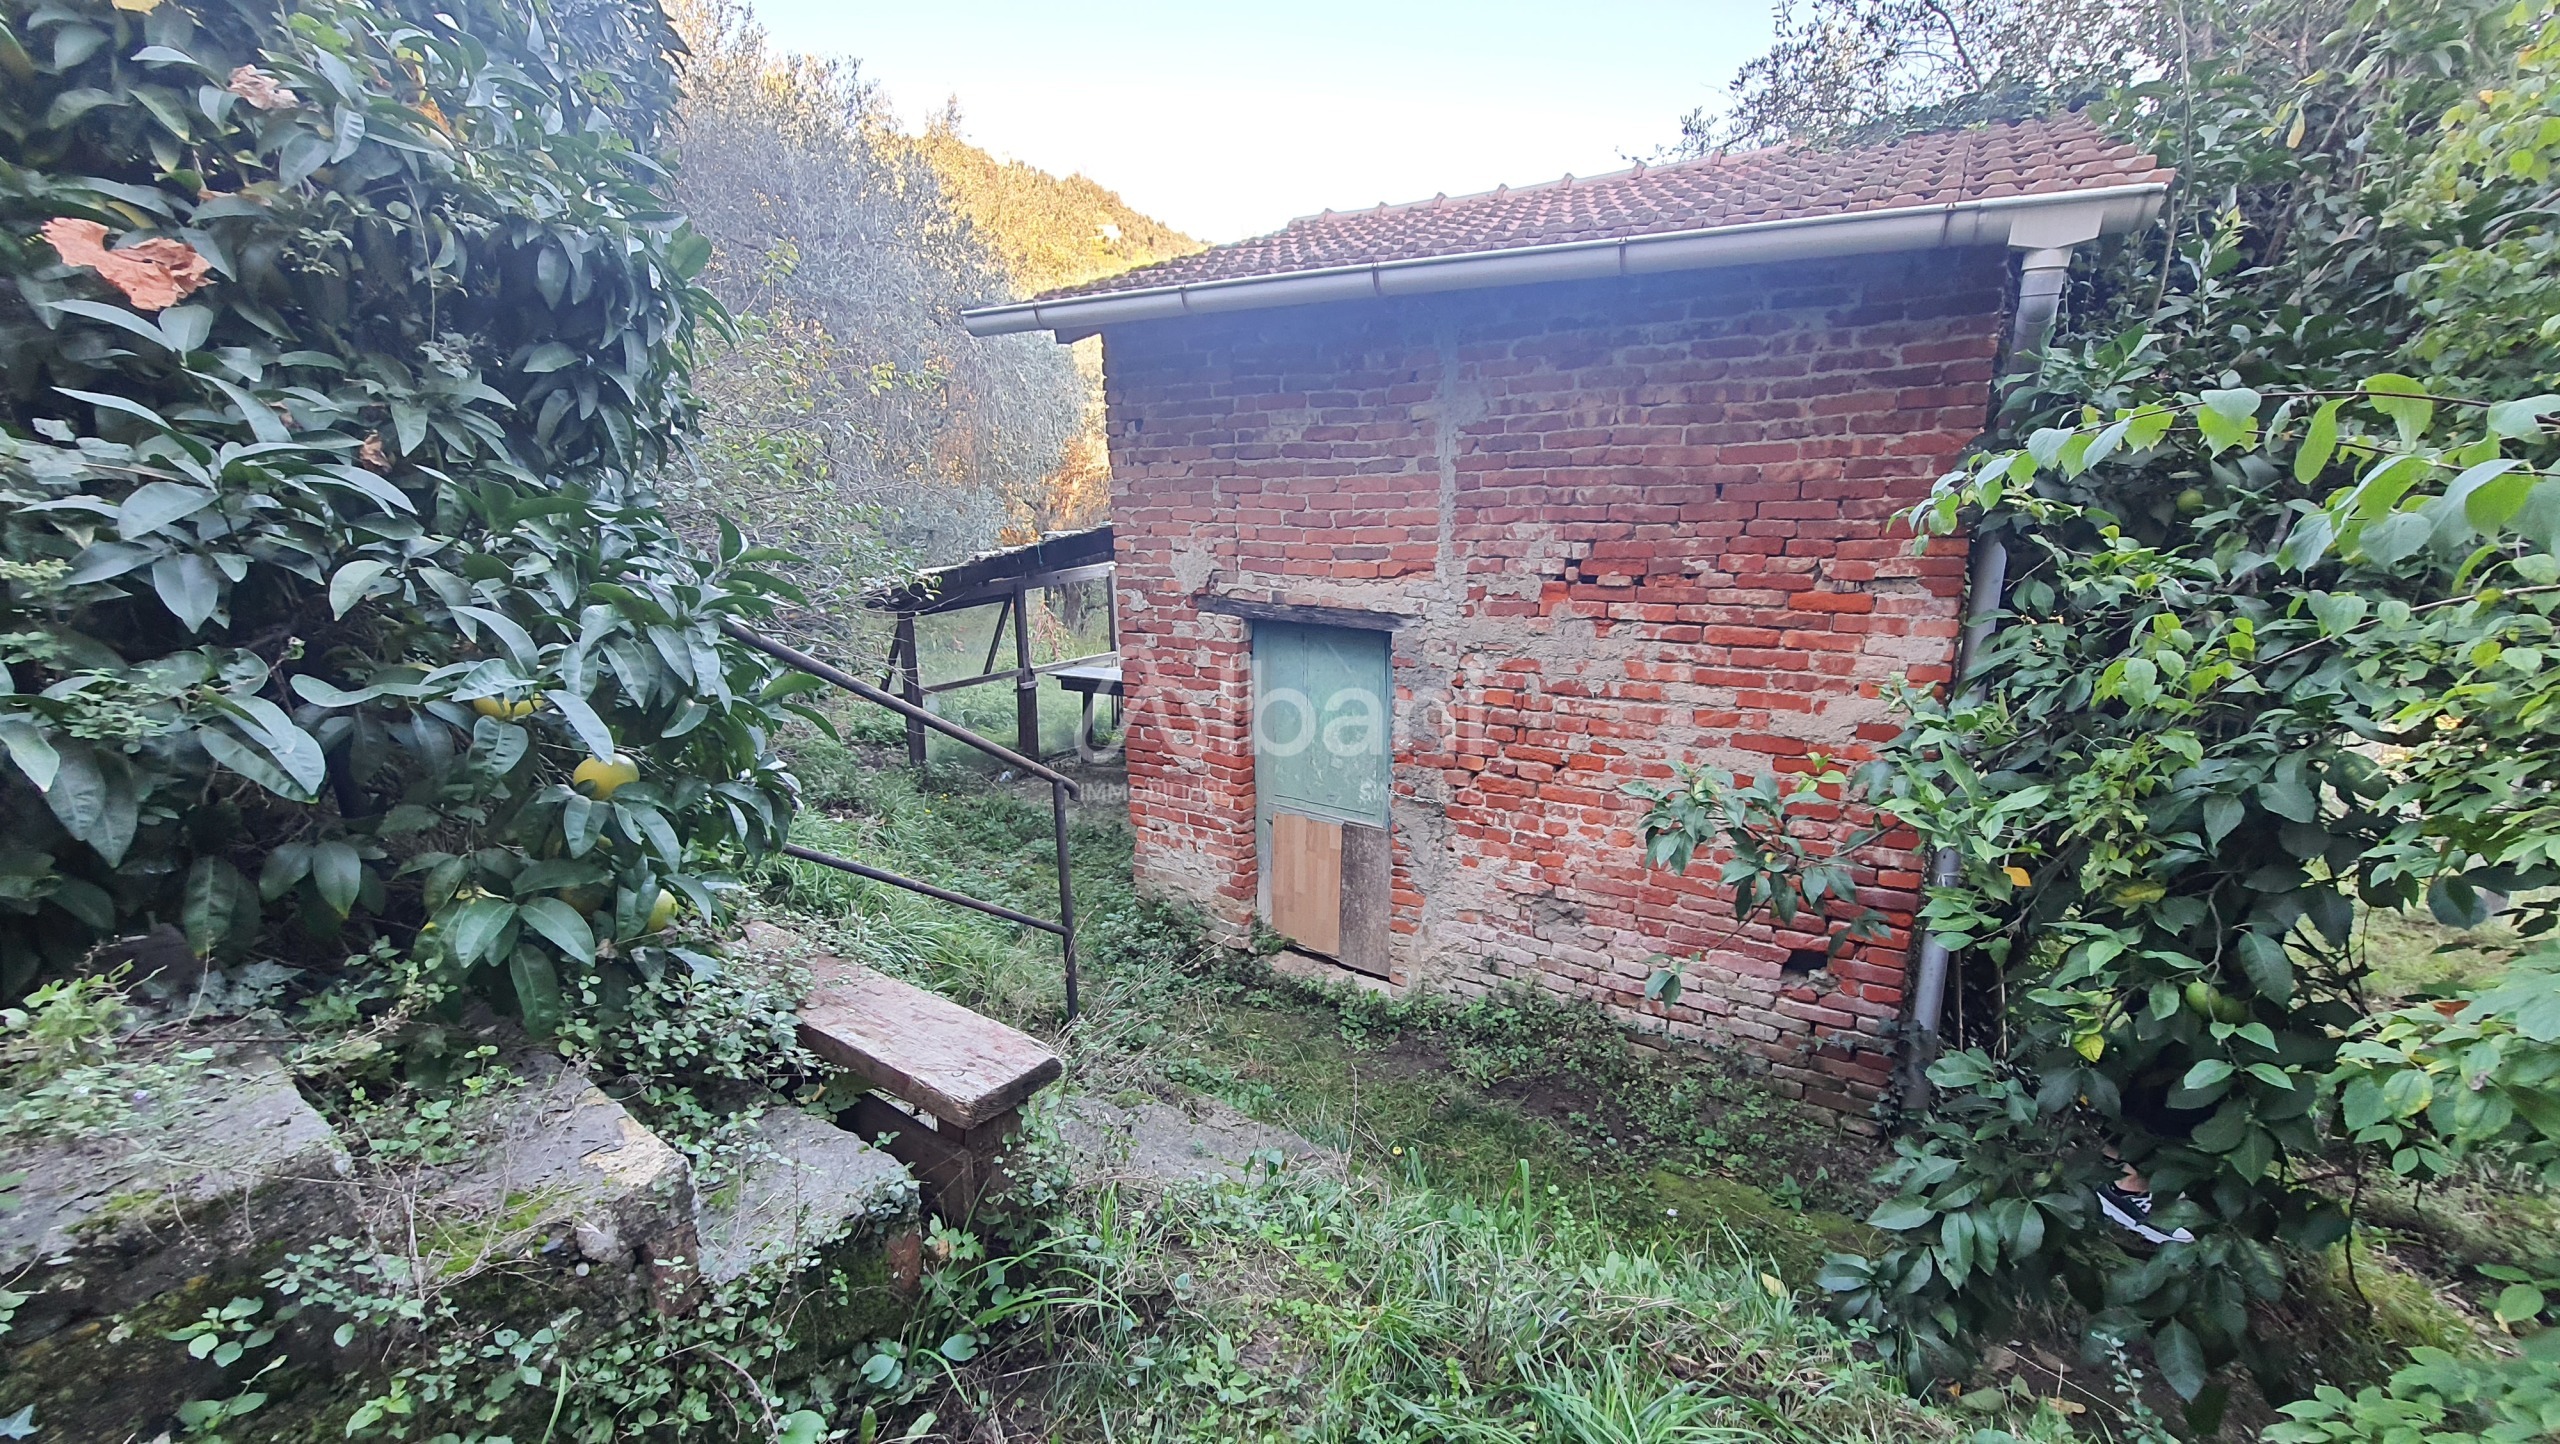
[645,889,679,933]
[572,753,639,799]
[472,696,539,720]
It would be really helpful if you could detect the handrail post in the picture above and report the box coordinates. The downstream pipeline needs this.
[1051,778,1079,1023]
[1013,583,1041,762]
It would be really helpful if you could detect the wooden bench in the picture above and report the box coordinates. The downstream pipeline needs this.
[742,922,1062,1217]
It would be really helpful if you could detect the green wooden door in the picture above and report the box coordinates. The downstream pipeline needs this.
[1253,621,1394,972]
[1251,622,1390,827]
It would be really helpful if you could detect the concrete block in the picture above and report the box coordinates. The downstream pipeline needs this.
[426,1053,697,1312]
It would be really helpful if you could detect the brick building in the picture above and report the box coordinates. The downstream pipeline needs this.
[966,116,2169,1113]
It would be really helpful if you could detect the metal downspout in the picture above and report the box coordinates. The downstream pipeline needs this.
[1897,245,2075,1108]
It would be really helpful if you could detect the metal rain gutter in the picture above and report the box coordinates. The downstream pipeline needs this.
[961,182,2166,338]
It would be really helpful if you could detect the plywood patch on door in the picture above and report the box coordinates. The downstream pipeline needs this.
[1269,810,1343,956]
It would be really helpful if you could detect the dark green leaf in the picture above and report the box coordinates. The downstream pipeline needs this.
[544,690,615,763]
[517,897,596,963]
[118,481,217,539]
[2152,1321,2207,1401]
[151,554,221,631]
[2237,932,2293,1003]
[443,898,518,968]
[330,558,392,618]
[311,840,362,918]
[183,857,254,957]
[0,719,61,793]
[509,949,563,1036]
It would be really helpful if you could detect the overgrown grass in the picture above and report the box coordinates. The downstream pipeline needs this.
[754,734,1997,1435]
[762,730,1877,1272]
[949,1157,2080,1444]
[2353,904,2532,1000]
[759,733,2558,1439]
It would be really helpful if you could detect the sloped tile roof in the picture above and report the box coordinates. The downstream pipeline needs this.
[1036,113,2168,303]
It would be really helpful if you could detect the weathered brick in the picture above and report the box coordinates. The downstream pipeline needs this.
[1103,250,2002,1115]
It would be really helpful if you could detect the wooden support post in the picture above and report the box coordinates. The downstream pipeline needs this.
[980,594,1013,678]
[842,1095,1024,1219]
[1013,584,1040,760]
[1104,580,1122,735]
[894,614,925,768]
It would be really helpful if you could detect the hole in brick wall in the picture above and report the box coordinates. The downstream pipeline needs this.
[1714,482,1724,502]
[1782,947,1828,976]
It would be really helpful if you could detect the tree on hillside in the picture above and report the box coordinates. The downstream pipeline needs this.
[903,110,1204,539]
[663,1,1084,617]
[1671,0,2158,151]
[905,109,1203,300]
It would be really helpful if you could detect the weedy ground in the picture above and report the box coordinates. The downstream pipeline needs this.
[758,730,2554,1442]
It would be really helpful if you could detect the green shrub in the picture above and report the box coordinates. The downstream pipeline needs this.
[0,0,799,1028]
[2266,1333,2560,1444]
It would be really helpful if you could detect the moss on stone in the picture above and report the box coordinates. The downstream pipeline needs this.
[785,1222,918,1365]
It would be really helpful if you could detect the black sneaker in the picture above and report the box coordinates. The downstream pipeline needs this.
[2097,1184,2195,1246]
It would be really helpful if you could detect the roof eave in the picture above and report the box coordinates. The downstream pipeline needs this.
[962,181,2167,339]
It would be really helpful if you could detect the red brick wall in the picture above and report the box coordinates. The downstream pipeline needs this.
[1100,250,2009,1114]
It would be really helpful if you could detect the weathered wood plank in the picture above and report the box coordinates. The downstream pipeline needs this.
[1338,820,1392,978]
[746,922,1062,1129]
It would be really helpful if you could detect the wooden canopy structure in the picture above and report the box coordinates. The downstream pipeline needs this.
[865,525,1119,766]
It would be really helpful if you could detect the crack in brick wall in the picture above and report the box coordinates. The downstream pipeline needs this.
[1101,251,2008,1115]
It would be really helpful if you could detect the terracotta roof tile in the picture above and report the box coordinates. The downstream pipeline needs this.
[1038,113,2167,303]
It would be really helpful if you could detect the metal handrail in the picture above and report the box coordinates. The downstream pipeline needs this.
[780,844,1064,937]
[723,620,1078,796]
[725,619,1082,1020]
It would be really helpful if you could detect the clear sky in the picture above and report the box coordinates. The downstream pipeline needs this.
[738,1,1779,243]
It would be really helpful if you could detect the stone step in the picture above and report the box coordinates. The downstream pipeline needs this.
[694,1103,917,1285]
[0,1046,355,1345]
[425,1050,704,1310]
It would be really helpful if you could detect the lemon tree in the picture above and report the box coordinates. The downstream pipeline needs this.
[1642,0,2560,1426]
[0,0,806,1034]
